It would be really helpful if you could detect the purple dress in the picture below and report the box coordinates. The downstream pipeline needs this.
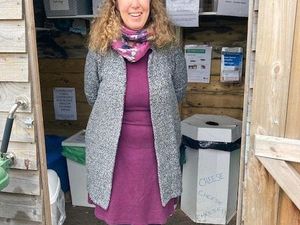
[89,50,176,225]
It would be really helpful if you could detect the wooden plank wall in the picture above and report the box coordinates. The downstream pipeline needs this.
[37,31,88,136]
[182,17,248,120]
[242,0,300,224]
[0,0,45,224]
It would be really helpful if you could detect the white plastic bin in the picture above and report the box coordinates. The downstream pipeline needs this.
[181,114,242,224]
[48,169,66,225]
[62,130,94,208]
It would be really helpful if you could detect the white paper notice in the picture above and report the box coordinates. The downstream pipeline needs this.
[217,0,249,17]
[185,45,212,83]
[53,87,77,120]
[166,0,200,27]
[49,0,70,11]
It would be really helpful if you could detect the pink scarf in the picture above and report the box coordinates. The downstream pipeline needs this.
[111,26,153,62]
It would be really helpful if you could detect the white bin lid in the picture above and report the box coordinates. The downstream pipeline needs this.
[181,114,242,142]
[61,130,85,147]
[47,169,61,204]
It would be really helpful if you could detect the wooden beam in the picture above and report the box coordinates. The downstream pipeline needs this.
[0,82,31,113]
[237,0,256,223]
[255,135,300,163]
[2,169,40,195]
[0,112,34,143]
[0,0,22,20]
[0,54,28,82]
[0,193,42,222]
[258,157,300,210]
[0,141,37,170]
[24,0,52,224]
[0,20,26,53]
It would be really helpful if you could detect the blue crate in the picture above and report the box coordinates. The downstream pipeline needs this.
[45,135,70,192]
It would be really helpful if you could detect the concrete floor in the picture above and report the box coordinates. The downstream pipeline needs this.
[63,201,236,225]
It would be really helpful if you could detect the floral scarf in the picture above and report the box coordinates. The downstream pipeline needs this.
[111,26,153,62]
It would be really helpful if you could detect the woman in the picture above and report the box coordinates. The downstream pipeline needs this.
[84,0,187,224]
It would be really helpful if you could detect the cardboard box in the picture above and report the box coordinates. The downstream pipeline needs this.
[181,114,241,224]
[61,130,94,208]
[43,0,92,17]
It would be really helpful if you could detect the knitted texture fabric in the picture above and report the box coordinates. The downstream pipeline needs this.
[84,46,187,210]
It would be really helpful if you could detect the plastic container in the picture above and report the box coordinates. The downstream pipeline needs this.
[48,169,66,225]
[46,135,70,192]
[62,130,94,207]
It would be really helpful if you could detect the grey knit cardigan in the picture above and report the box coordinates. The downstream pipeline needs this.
[84,45,187,210]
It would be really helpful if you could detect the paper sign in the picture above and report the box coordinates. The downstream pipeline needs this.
[217,0,249,17]
[166,0,200,27]
[221,47,243,82]
[53,87,77,120]
[185,45,212,83]
[49,0,70,11]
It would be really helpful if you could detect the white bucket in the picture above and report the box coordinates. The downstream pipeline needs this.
[48,169,66,225]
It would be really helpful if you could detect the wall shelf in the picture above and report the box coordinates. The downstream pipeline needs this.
[47,14,94,19]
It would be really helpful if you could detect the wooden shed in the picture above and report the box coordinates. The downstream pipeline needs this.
[0,0,299,224]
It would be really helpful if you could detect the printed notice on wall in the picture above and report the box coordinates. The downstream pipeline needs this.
[166,0,200,27]
[53,87,77,120]
[49,0,70,11]
[217,0,249,17]
[185,45,212,83]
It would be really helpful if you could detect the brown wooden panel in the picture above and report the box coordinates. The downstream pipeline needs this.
[278,1,300,223]
[183,92,244,109]
[40,74,85,102]
[0,82,31,112]
[0,21,25,53]
[2,170,39,195]
[39,58,85,73]
[244,0,298,225]
[0,54,28,82]
[257,157,300,210]
[187,76,244,93]
[0,112,34,142]
[43,101,90,136]
[181,107,243,120]
[0,0,22,20]
[0,193,42,222]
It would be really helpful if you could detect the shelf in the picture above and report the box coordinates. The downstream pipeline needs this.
[47,14,95,19]
[199,12,217,15]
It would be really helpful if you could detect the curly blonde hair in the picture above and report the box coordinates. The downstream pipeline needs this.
[88,0,177,53]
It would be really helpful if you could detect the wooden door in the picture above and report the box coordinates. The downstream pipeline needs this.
[240,0,300,224]
[0,0,51,224]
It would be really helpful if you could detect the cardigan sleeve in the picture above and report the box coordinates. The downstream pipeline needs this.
[172,47,188,102]
[84,50,101,106]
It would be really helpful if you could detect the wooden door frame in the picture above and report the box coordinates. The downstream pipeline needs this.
[25,0,52,224]
[238,0,300,225]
